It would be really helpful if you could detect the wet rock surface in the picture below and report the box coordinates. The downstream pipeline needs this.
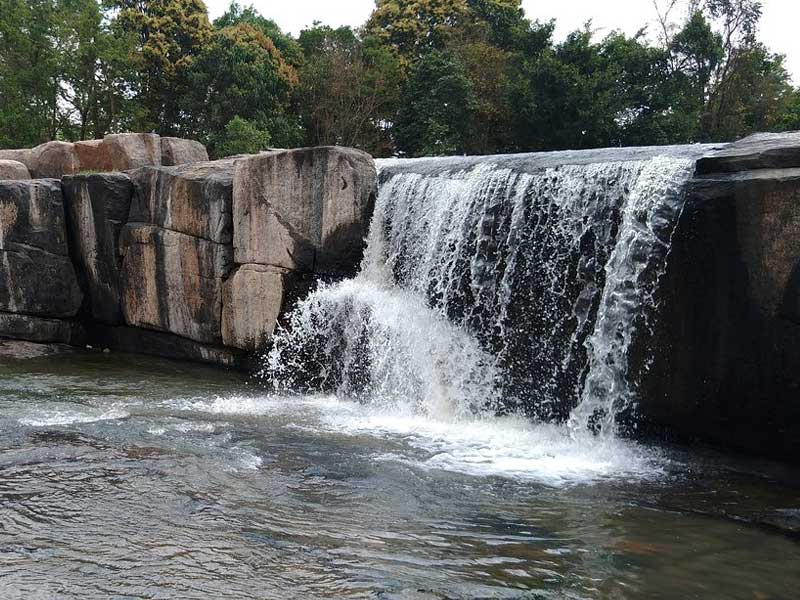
[62,173,134,324]
[0,180,82,318]
[119,224,232,345]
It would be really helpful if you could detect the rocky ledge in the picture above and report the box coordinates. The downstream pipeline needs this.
[645,131,800,459]
[0,135,376,367]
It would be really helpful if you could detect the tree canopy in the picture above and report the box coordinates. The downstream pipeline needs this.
[0,0,797,158]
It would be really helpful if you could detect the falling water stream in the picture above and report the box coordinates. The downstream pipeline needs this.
[1,147,799,598]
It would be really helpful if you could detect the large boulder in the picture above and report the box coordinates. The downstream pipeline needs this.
[32,141,80,178]
[0,180,82,318]
[128,160,234,243]
[222,264,290,351]
[644,166,800,458]
[232,147,376,275]
[0,149,35,172]
[161,137,209,166]
[62,173,134,324]
[74,133,162,173]
[119,224,232,344]
[0,160,30,180]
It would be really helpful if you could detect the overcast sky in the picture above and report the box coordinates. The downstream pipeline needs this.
[205,0,798,82]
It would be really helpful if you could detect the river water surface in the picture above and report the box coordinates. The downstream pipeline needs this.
[1,350,798,599]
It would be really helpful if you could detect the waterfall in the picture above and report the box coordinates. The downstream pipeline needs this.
[263,148,699,436]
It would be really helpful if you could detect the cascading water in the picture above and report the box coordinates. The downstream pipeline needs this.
[262,147,700,442]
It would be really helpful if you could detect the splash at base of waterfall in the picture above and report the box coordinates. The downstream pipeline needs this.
[262,149,700,462]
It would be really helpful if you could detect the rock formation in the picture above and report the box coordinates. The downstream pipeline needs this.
[645,131,800,458]
[0,179,83,343]
[0,138,377,367]
[62,173,133,324]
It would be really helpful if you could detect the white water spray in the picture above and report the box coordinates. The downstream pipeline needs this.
[264,151,697,440]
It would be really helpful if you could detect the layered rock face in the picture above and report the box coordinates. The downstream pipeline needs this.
[645,131,800,458]
[0,141,376,366]
[0,179,83,343]
[62,173,133,324]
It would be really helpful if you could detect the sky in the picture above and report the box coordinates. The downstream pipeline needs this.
[205,0,799,83]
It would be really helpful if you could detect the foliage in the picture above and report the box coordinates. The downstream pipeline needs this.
[184,22,301,156]
[297,24,401,155]
[0,0,797,155]
[213,116,271,157]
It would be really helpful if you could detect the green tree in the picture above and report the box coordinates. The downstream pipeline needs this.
[57,0,137,140]
[213,116,271,157]
[185,22,300,156]
[393,50,478,156]
[112,0,213,134]
[213,2,304,67]
[0,0,61,146]
[297,24,401,156]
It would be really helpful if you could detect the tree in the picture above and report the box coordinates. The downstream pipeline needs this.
[0,0,61,146]
[297,25,401,156]
[213,116,270,157]
[57,0,137,140]
[184,22,300,156]
[112,0,213,134]
[393,50,478,156]
[213,2,304,67]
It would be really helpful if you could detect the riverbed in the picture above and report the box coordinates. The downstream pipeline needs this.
[0,350,798,599]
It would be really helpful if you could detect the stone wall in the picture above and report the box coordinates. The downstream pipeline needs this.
[0,135,377,367]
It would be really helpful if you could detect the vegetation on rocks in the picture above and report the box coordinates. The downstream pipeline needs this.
[0,0,798,157]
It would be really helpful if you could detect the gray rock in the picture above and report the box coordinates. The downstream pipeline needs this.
[129,160,235,243]
[62,173,134,324]
[696,131,800,174]
[0,180,82,317]
[233,147,376,275]
[222,264,289,351]
[0,160,30,180]
[0,312,83,345]
[161,137,209,166]
[86,323,244,367]
[119,224,232,344]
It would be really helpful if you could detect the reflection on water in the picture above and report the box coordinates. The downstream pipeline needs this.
[0,351,798,599]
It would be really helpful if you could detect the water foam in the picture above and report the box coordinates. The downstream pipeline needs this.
[260,151,697,481]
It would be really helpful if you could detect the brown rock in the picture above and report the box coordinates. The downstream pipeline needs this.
[0,149,35,172]
[0,160,30,180]
[222,264,288,351]
[232,147,376,275]
[119,224,232,344]
[31,141,79,178]
[75,133,162,173]
[161,137,209,166]
[128,160,234,243]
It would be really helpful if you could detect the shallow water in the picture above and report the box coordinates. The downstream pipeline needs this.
[0,351,798,599]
